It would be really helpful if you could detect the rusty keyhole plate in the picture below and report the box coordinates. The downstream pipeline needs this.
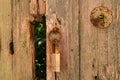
[90,6,113,29]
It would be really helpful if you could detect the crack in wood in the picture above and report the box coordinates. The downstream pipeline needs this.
[9,41,14,55]
[9,29,14,55]
[0,28,1,57]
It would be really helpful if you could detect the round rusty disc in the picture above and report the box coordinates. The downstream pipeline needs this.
[90,6,113,29]
[48,27,62,44]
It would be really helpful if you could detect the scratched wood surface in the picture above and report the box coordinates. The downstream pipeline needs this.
[47,0,120,80]
[0,0,35,80]
[46,0,79,80]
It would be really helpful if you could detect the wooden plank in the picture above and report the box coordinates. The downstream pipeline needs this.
[67,0,79,80]
[13,0,35,80]
[0,0,35,80]
[113,1,120,79]
[46,0,79,80]
[0,0,13,79]
[79,0,120,80]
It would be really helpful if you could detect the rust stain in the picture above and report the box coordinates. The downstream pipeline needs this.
[91,17,105,28]
[48,27,62,53]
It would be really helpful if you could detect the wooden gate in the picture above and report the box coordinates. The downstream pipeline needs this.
[0,0,120,80]
[46,0,120,80]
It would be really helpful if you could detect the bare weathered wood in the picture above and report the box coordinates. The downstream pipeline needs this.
[0,0,13,79]
[47,0,120,80]
[0,0,35,80]
[46,0,79,80]
[30,0,46,15]
[79,0,120,80]
[38,0,46,15]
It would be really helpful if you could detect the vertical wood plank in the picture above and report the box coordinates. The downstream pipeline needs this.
[113,0,120,79]
[79,0,120,80]
[0,0,13,79]
[13,0,35,80]
[46,0,79,80]
[67,0,79,80]
[0,0,35,80]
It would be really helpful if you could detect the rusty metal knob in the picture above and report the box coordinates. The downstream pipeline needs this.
[90,6,113,29]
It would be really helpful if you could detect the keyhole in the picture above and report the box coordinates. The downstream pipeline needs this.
[98,15,104,19]
[52,43,55,53]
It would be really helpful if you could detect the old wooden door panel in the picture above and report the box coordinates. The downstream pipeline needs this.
[79,0,120,80]
[0,0,13,79]
[47,0,120,80]
[0,0,35,80]
[46,0,79,80]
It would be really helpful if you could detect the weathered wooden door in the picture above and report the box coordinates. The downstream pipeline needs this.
[47,0,120,80]
[0,0,35,80]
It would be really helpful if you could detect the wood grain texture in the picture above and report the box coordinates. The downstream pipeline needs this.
[79,0,120,80]
[0,0,35,80]
[38,0,46,15]
[46,0,79,80]
[0,0,13,79]
[47,0,120,80]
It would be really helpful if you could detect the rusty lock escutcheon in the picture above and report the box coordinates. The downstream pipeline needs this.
[48,27,62,72]
[90,6,113,29]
